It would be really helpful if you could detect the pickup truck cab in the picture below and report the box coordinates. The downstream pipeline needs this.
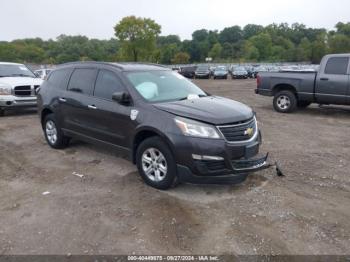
[38,62,270,189]
[0,62,43,116]
[255,54,350,113]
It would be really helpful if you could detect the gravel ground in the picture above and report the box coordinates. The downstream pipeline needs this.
[0,79,349,255]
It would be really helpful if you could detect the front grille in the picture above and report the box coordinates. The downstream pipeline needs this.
[218,117,257,142]
[14,85,32,96]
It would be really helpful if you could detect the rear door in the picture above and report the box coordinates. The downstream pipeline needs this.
[45,68,73,127]
[61,68,98,137]
[315,56,349,105]
[89,69,135,148]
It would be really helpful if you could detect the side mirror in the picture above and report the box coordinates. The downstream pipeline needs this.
[112,91,131,105]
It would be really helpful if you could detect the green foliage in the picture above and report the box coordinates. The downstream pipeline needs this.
[208,43,222,60]
[0,18,350,65]
[114,16,161,61]
[171,52,190,64]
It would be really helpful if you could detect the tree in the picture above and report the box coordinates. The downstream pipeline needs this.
[208,43,222,60]
[329,34,350,53]
[249,33,273,61]
[335,22,350,37]
[219,26,242,44]
[243,24,264,39]
[171,52,190,64]
[114,16,161,61]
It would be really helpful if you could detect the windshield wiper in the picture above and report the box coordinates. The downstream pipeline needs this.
[178,94,207,101]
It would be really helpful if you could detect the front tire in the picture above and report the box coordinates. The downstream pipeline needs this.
[43,114,70,149]
[0,108,5,117]
[273,90,297,113]
[136,137,177,190]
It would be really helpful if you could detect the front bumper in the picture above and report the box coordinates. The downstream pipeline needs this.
[169,131,270,184]
[177,153,269,184]
[0,95,37,108]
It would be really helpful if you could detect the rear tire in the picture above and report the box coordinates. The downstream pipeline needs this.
[136,137,177,190]
[273,90,297,113]
[297,101,311,108]
[43,114,70,149]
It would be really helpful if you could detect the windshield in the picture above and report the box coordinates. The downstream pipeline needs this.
[0,64,36,78]
[215,66,227,71]
[235,67,246,71]
[126,71,207,103]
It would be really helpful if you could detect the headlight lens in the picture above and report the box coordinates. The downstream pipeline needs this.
[175,117,220,139]
[0,86,11,95]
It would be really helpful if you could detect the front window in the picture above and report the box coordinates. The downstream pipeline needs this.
[125,71,207,103]
[0,64,36,78]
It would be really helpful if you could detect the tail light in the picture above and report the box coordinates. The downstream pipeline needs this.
[256,75,261,87]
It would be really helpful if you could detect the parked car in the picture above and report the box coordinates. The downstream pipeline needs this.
[245,66,258,78]
[35,68,53,79]
[179,66,197,79]
[213,66,228,79]
[256,53,350,113]
[0,62,43,116]
[38,62,269,189]
[195,65,211,79]
[231,67,249,79]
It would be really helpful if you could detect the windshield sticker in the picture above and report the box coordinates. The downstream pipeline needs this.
[130,109,139,121]
[19,66,28,71]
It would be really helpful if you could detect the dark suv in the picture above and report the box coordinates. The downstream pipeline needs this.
[38,62,269,189]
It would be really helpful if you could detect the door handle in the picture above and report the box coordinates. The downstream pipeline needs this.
[88,105,97,110]
[320,78,329,81]
[59,97,66,102]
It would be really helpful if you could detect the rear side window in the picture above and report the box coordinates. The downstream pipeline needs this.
[94,70,124,100]
[68,68,97,95]
[324,57,349,75]
[47,68,72,90]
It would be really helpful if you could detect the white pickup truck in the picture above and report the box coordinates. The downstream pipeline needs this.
[0,62,43,116]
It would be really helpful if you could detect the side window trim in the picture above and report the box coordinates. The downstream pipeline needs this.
[93,69,126,101]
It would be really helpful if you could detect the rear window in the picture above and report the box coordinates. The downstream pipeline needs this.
[68,68,97,95]
[325,57,349,75]
[47,68,72,90]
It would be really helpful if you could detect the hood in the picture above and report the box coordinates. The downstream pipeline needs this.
[214,70,228,75]
[0,77,43,87]
[233,71,247,75]
[154,96,253,125]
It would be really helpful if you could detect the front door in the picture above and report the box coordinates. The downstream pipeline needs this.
[316,56,349,105]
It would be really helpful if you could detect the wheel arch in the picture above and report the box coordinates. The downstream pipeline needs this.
[40,107,54,127]
[272,84,298,98]
[132,127,175,164]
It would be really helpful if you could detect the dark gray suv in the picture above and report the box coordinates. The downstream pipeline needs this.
[38,62,269,189]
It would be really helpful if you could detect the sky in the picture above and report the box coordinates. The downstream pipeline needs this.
[1,0,349,41]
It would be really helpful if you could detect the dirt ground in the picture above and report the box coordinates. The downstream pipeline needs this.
[0,79,349,255]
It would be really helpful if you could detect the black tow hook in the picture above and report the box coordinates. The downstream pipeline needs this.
[274,162,284,177]
[266,161,285,177]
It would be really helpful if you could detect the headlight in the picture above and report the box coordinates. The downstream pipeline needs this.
[175,117,220,139]
[0,86,11,95]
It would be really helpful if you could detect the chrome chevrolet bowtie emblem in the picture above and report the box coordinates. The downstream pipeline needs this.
[244,127,254,137]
